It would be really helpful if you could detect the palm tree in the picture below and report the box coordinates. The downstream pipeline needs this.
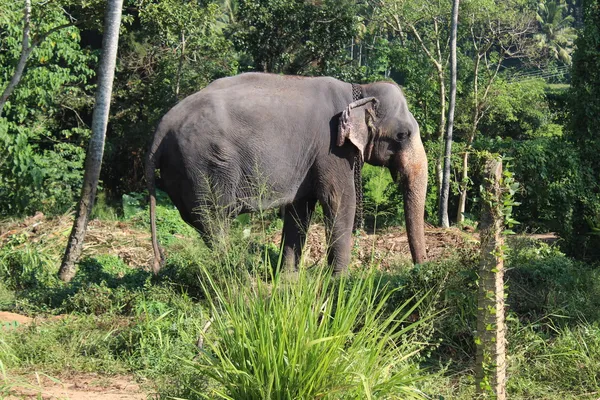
[535,0,577,64]
[216,0,238,31]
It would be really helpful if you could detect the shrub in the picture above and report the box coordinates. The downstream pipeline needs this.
[194,267,431,399]
[506,238,600,323]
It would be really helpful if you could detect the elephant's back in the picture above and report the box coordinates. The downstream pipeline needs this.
[163,73,348,143]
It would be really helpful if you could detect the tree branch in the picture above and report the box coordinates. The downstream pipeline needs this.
[0,2,81,116]
[408,23,443,72]
[0,0,32,115]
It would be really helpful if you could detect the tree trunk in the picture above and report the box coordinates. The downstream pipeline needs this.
[435,69,446,198]
[457,55,481,225]
[58,0,123,282]
[438,0,459,228]
[475,157,507,399]
[457,150,469,223]
[174,30,186,99]
[0,0,32,116]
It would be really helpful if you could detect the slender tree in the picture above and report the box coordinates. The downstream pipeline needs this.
[372,0,451,196]
[456,1,535,224]
[59,0,123,282]
[0,0,31,116]
[439,0,459,227]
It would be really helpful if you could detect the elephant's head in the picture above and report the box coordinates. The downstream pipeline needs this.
[338,82,428,264]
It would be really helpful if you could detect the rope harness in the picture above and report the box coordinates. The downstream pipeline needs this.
[351,83,364,232]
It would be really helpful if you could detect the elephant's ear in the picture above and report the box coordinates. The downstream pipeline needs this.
[337,97,378,161]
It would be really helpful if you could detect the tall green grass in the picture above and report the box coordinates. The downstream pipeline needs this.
[193,267,432,400]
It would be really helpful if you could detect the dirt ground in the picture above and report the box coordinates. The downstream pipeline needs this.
[3,373,148,400]
[0,213,478,273]
[0,313,149,399]
[273,222,478,271]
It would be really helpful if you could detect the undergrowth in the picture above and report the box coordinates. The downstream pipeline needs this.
[0,206,598,399]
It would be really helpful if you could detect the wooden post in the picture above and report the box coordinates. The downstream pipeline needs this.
[475,157,506,399]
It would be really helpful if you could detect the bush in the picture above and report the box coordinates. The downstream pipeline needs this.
[194,267,432,399]
[0,238,57,292]
[506,238,600,323]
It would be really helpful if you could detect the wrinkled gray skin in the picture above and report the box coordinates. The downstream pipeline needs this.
[146,73,428,274]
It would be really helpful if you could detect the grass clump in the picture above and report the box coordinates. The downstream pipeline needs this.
[508,320,600,399]
[194,267,432,400]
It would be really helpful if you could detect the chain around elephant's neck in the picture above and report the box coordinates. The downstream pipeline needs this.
[351,83,364,232]
[352,83,362,102]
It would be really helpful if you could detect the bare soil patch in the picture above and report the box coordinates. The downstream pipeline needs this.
[272,224,477,270]
[4,373,149,400]
[1,213,478,273]
[528,232,558,244]
[0,311,33,325]
[0,213,154,269]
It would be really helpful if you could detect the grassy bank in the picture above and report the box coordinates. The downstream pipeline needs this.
[1,206,599,398]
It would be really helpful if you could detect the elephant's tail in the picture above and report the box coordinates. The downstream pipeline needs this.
[146,126,166,275]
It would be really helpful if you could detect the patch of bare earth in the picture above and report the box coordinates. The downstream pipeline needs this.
[1,213,477,274]
[4,373,150,400]
[0,311,33,326]
[272,224,477,271]
[0,212,154,269]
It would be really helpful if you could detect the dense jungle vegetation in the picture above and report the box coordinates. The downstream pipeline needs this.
[1,0,600,398]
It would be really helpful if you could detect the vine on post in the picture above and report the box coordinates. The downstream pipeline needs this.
[474,153,519,399]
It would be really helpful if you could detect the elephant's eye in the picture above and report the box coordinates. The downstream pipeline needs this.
[395,131,410,142]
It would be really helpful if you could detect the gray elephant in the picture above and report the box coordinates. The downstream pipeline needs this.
[146,72,428,274]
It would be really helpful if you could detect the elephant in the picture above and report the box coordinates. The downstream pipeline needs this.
[145,72,428,274]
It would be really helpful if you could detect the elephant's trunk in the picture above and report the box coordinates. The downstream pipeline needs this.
[394,136,428,264]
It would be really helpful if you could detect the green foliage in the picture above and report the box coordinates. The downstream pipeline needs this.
[231,0,359,75]
[0,120,87,215]
[0,234,57,291]
[534,0,577,65]
[509,321,600,398]
[0,0,95,216]
[132,203,198,246]
[466,83,584,241]
[195,267,430,399]
[472,79,552,140]
[361,164,404,229]
[507,238,600,322]
[487,136,581,234]
[499,160,521,231]
[388,252,481,366]
[566,0,600,260]
[505,240,599,396]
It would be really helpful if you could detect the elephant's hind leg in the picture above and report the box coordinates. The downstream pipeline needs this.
[281,198,317,273]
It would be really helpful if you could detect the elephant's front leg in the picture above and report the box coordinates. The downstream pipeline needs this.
[281,198,317,272]
[321,180,356,275]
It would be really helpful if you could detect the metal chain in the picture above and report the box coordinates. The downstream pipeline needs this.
[351,83,365,232]
[352,83,362,102]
